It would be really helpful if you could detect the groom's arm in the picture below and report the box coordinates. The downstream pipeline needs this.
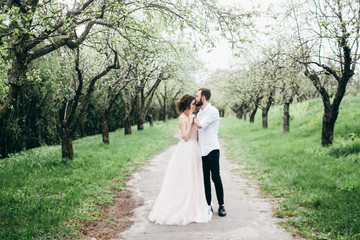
[196,108,219,129]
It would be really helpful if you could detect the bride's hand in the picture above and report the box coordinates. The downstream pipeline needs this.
[189,114,195,122]
[193,116,201,128]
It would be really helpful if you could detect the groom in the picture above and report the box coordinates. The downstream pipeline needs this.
[194,88,226,217]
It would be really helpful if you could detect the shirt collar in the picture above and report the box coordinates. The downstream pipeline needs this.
[200,103,211,112]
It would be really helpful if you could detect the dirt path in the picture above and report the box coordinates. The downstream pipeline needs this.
[105,140,301,240]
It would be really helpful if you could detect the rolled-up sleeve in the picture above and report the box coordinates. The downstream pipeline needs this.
[199,108,219,129]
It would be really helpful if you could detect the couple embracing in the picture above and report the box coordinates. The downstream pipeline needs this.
[148,88,226,225]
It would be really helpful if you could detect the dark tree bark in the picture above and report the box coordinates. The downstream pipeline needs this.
[293,0,358,146]
[124,117,132,135]
[0,122,8,158]
[102,118,110,144]
[283,100,290,133]
[135,93,144,131]
[162,97,168,122]
[60,124,74,159]
[157,83,168,122]
[231,104,244,119]
[302,37,353,146]
[236,109,243,119]
[249,104,258,123]
[102,89,111,144]
[158,93,168,122]
[135,72,167,131]
[59,97,75,159]
[121,89,133,135]
[247,95,262,123]
[243,104,248,121]
[219,108,225,117]
[157,85,181,122]
[101,74,130,143]
[59,47,119,159]
[148,113,154,126]
[305,69,350,146]
[261,108,268,128]
[0,1,100,124]
[261,88,275,128]
[281,83,297,133]
[0,61,28,123]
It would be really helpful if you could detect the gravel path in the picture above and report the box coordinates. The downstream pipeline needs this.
[111,140,301,240]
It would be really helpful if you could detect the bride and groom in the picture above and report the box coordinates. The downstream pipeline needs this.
[148,88,226,225]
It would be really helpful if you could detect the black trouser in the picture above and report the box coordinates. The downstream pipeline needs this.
[202,149,224,206]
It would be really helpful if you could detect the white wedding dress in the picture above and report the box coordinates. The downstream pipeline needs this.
[148,124,212,225]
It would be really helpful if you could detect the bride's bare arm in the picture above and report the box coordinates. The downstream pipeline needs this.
[179,115,194,141]
[193,117,201,129]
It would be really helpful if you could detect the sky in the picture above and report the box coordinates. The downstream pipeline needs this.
[198,0,287,72]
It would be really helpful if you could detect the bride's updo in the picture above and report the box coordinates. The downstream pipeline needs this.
[176,94,195,113]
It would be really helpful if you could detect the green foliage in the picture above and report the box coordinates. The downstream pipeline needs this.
[0,45,11,103]
[219,95,360,239]
[0,120,178,239]
[0,52,72,158]
[34,51,74,101]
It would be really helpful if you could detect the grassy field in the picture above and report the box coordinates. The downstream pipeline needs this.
[1,96,359,240]
[219,95,360,240]
[0,121,178,239]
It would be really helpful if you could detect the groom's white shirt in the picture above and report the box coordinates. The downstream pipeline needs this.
[197,103,220,157]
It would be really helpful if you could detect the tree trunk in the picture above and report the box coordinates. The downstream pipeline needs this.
[149,114,153,126]
[102,117,109,144]
[235,108,243,119]
[137,119,144,130]
[283,100,290,133]
[136,104,144,130]
[134,93,144,131]
[262,108,268,128]
[243,108,247,121]
[321,110,335,146]
[305,64,349,146]
[249,105,258,123]
[124,116,132,135]
[121,90,133,135]
[124,98,133,135]
[0,60,27,124]
[219,109,225,117]
[262,100,272,128]
[320,88,343,146]
[262,89,274,128]
[163,103,168,122]
[61,125,74,159]
[0,125,8,158]
[102,88,111,144]
[157,94,168,122]
[161,85,168,122]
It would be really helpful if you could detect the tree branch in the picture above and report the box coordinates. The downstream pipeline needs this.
[72,49,119,134]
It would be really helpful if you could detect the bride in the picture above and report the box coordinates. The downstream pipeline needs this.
[148,94,212,225]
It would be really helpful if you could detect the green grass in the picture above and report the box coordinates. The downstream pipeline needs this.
[219,95,360,240]
[0,121,178,240]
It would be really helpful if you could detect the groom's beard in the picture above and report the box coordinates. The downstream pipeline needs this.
[196,99,203,107]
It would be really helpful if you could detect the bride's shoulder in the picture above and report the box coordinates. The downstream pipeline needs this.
[178,114,188,125]
[178,113,186,120]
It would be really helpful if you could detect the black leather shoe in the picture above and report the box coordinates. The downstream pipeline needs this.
[218,205,226,217]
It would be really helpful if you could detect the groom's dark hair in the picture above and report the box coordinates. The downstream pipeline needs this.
[199,88,211,101]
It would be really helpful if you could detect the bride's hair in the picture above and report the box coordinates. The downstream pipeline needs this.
[176,94,195,113]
